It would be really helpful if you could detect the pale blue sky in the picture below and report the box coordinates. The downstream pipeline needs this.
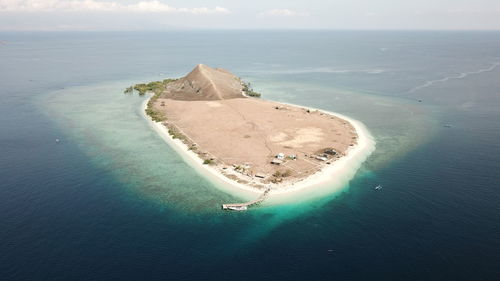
[1,0,499,31]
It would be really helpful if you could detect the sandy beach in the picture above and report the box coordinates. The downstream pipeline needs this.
[143,98,375,203]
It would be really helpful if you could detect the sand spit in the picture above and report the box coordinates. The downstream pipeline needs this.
[138,64,375,204]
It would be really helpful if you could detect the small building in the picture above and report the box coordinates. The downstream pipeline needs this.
[276,153,285,160]
[315,155,328,161]
[324,149,337,156]
[271,159,283,165]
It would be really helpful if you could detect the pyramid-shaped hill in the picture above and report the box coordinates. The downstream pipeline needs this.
[162,64,244,101]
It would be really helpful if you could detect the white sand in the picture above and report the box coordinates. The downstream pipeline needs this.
[143,97,376,204]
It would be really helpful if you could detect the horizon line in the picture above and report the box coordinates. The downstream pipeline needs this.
[2,28,500,32]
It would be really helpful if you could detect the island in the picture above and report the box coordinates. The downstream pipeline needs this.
[126,64,375,209]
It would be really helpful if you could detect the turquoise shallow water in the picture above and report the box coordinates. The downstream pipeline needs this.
[40,71,432,214]
[1,31,500,280]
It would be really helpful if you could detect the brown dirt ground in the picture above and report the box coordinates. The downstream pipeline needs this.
[154,97,357,184]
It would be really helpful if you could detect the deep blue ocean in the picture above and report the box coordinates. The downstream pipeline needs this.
[1,31,499,281]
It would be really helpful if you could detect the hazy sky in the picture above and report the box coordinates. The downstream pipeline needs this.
[1,0,500,31]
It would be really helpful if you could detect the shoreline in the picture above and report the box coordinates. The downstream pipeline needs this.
[142,96,376,204]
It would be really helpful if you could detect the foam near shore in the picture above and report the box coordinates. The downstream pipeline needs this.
[142,97,376,204]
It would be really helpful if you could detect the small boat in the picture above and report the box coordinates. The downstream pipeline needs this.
[374,185,382,190]
[444,124,452,128]
[224,205,248,211]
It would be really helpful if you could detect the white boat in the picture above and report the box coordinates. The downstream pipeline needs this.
[374,185,382,190]
[226,206,247,211]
